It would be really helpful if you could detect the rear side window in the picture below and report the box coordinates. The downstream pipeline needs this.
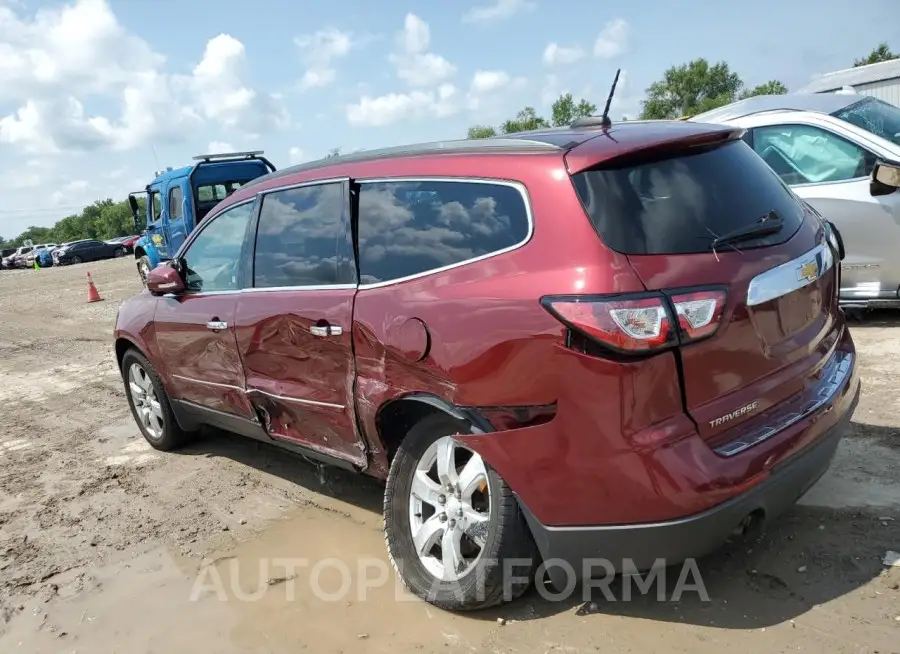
[169,186,184,219]
[571,140,805,255]
[253,183,356,288]
[357,180,530,284]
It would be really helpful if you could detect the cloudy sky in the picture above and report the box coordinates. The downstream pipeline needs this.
[1,0,897,237]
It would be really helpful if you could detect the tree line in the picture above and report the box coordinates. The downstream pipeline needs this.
[468,42,897,137]
[1,198,143,250]
[1,43,896,249]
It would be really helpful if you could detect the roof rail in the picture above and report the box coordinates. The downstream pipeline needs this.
[192,150,266,162]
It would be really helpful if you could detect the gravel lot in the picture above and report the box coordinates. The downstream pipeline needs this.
[0,258,898,653]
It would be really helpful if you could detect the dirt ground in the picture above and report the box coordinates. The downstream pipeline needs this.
[0,258,898,654]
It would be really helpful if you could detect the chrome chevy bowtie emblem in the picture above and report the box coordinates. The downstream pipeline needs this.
[798,260,818,283]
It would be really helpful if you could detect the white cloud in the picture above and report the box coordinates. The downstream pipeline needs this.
[189,34,289,135]
[208,141,234,153]
[465,70,526,113]
[470,70,511,94]
[543,43,585,66]
[593,19,629,58]
[346,84,458,127]
[288,147,306,164]
[294,28,354,90]
[0,0,286,155]
[462,0,535,23]
[0,0,163,102]
[389,14,456,87]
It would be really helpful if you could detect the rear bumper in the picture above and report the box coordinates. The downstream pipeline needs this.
[520,382,859,586]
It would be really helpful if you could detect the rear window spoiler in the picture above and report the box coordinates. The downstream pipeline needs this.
[565,124,746,175]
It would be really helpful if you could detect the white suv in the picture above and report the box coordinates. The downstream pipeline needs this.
[692,93,900,310]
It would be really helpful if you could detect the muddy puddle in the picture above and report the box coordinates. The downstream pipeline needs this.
[0,497,499,653]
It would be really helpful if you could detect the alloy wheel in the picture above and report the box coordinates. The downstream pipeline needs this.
[407,436,491,581]
[128,362,164,441]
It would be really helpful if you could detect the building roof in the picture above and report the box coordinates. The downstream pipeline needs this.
[689,93,861,124]
[798,58,900,93]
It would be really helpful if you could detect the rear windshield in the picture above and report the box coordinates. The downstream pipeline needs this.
[196,181,245,203]
[571,140,805,255]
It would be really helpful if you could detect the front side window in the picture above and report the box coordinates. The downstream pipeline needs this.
[751,124,875,185]
[181,203,254,292]
[833,97,900,147]
[356,180,530,284]
[253,182,354,288]
[169,186,184,219]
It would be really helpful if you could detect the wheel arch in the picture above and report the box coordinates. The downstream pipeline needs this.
[374,393,494,463]
[115,336,144,369]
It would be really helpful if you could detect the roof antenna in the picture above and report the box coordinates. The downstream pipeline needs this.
[570,68,621,129]
[599,69,621,128]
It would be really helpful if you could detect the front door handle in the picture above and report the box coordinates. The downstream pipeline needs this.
[310,325,343,337]
[206,320,228,331]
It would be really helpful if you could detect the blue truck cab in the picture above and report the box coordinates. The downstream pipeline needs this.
[128,150,275,283]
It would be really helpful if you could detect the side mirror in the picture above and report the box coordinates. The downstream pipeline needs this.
[146,265,185,296]
[128,195,141,231]
[870,160,900,196]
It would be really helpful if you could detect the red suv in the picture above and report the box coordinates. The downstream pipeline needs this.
[114,120,859,610]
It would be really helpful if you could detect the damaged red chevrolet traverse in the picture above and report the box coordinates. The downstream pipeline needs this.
[114,115,859,609]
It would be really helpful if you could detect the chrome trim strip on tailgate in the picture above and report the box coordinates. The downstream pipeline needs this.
[746,242,833,307]
[714,350,853,457]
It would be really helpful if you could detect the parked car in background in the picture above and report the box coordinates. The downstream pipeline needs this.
[115,122,859,610]
[691,93,900,309]
[0,248,16,269]
[24,244,57,268]
[53,239,127,266]
[35,247,55,268]
[115,235,141,254]
[5,245,33,269]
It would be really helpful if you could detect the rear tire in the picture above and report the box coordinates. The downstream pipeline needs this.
[383,413,538,610]
[121,349,192,451]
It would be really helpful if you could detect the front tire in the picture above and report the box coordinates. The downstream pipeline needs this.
[72,255,82,264]
[114,247,126,258]
[121,349,191,451]
[137,256,152,286]
[384,413,538,610]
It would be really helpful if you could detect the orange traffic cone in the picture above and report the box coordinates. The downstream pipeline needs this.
[86,271,103,303]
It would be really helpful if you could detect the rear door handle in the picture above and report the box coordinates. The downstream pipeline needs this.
[206,320,228,331]
[310,325,343,337]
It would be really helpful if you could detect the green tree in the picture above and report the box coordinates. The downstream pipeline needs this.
[854,43,898,67]
[641,59,743,119]
[740,79,788,99]
[467,125,497,139]
[325,147,342,158]
[501,106,549,134]
[551,93,597,127]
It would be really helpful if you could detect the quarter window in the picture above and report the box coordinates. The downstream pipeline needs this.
[253,183,355,288]
[181,203,254,292]
[751,124,876,185]
[356,180,530,284]
[169,186,184,219]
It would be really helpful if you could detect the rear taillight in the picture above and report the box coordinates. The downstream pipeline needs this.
[670,290,726,341]
[542,288,727,355]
